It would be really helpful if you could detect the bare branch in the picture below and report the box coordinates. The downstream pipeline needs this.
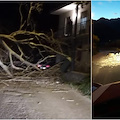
[9,52,23,70]
[2,40,40,71]
[0,59,12,77]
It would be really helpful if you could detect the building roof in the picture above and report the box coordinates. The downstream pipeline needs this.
[93,81,120,105]
[51,2,76,15]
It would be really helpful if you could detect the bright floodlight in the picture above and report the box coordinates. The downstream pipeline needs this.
[95,52,120,67]
[63,3,76,11]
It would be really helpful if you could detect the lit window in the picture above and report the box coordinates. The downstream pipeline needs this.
[80,11,87,33]
[81,17,87,29]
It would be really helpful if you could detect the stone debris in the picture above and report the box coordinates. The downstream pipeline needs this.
[56,81,60,84]
[62,97,65,100]
[37,102,41,105]
[66,99,74,102]
[49,83,55,85]
[52,90,68,93]
[28,94,32,96]
[38,91,45,94]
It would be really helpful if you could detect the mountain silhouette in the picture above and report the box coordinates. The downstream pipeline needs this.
[93,17,120,44]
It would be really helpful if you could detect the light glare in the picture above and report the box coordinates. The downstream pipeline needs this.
[96,52,120,67]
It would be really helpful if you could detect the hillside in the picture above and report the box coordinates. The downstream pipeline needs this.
[93,18,120,45]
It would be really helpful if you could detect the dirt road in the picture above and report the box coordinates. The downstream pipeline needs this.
[0,78,91,119]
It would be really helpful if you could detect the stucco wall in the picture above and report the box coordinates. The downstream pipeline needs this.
[56,3,91,73]
[58,3,91,36]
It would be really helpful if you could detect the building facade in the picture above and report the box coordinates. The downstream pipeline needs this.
[51,2,91,73]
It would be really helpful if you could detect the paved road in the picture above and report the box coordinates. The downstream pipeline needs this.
[0,78,91,119]
[93,51,120,85]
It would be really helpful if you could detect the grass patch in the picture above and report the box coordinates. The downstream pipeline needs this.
[74,76,91,97]
[60,73,91,97]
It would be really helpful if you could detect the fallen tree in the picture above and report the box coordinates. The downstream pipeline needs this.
[0,2,71,78]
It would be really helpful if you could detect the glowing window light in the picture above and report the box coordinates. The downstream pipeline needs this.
[96,52,120,67]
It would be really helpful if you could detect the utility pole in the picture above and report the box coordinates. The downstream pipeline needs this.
[71,4,79,71]
[74,4,79,37]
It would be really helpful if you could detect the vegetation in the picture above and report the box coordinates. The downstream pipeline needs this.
[71,75,91,97]
[60,73,91,97]
[0,2,71,78]
[93,34,100,55]
[76,76,91,96]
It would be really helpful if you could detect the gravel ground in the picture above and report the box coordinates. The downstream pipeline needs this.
[0,78,91,119]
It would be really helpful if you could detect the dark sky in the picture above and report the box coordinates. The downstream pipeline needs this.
[0,3,20,33]
[0,2,71,34]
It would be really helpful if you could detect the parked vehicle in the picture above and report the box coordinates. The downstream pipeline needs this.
[92,82,102,92]
[37,56,56,70]
[93,81,120,118]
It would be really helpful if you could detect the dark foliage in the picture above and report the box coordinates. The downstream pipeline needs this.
[93,18,120,46]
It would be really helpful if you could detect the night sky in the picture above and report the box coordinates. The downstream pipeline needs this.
[0,2,20,33]
[0,2,71,34]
